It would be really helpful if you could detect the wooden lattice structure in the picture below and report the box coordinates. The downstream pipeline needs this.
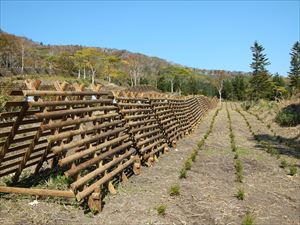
[0,80,50,179]
[145,93,182,148]
[0,80,218,212]
[113,91,168,166]
[168,97,190,136]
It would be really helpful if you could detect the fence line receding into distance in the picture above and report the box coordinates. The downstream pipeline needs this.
[0,80,218,212]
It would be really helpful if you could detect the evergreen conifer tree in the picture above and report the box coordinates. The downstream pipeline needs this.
[288,41,300,92]
[249,41,272,99]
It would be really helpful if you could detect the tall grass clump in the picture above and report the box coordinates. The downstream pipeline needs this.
[235,159,243,183]
[169,184,180,196]
[156,204,166,215]
[242,212,255,225]
[191,150,197,162]
[184,159,192,170]
[179,168,187,179]
[279,159,288,168]
[289,166,297,176]
[235,187,245,200]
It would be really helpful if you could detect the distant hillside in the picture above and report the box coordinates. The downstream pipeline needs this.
[0,30,250,96]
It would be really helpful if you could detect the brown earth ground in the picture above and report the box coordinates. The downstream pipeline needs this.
[0,103,299,225]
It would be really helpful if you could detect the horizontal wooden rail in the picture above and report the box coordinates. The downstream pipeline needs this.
[22,90,112,97]
[0,186,75,198]
[76,156,137,201]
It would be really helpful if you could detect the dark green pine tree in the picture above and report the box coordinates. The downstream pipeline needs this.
[250,41,270,75]
[249,41,272,99]
[288,41,300,92]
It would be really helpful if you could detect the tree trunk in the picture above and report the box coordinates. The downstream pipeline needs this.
[130,77,133,87]
[83,67,86,79]
[8,54,12,68]
[91,66,96,85]
[21,44,24,74]
[108,75,111,83]
[134,72,137,86]
[92,71,95,85]
[218,80,224,102]
[170,80,174,93]
[78,69,81,79]
[49,62,53,75]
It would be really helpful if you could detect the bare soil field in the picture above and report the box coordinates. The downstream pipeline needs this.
[0,103,299,225]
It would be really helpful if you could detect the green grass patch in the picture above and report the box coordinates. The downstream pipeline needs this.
[279,159,288,169]
[45,174,72,190]
[169,184,180,196]
[184,159,192,170]
[190,150,197,162]
[202,149,222,157]
[156,204,166,215]
[234,153,239,159]
[231,143,237,152]
[242,212,255,225]
[235,187,245,200]
[236,171,243,183]
[237,148,251,157]
[197,140,205,149]
[234,160,243,173]
[179,168,187,179]
[289,166,297,176]
[235,159,243,183]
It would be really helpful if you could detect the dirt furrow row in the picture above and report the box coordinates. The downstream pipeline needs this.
[230,105,300,225]
[162,104,245,225]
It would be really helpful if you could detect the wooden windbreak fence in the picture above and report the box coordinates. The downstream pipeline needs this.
[0,80,218,212]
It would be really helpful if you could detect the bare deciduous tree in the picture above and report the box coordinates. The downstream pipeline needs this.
[211,70,227,102]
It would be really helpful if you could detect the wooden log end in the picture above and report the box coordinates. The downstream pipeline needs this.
[88,188,102,214]
[146,156,154,167]
[108,181,117,195]
[122,171,128,183]
[164,146,169,154]
[133,161,141,175]
[172,141,177,148]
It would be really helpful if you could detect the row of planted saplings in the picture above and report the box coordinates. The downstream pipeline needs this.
[226,104,254,225]
[179,105,221,179]
[155,105,222,216]
[235,106,297,176]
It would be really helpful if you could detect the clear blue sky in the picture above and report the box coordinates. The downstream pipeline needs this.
[1,0,299,75]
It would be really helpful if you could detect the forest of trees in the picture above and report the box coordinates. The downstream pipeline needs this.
[0,31,249,97]
[0,30,299,99]
[220,41,300,101]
